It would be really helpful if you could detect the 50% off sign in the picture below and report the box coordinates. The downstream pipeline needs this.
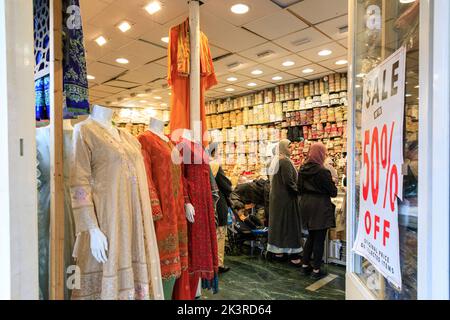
[353,47,406,290]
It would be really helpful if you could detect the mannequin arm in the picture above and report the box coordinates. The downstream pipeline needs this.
[185,203,195,223]
[89,228,108,264]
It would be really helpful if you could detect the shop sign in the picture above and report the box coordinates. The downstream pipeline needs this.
[353,47,406,290]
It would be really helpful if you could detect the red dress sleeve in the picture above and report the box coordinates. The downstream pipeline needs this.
[138,134,163,221]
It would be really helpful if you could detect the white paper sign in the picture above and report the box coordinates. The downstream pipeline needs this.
[352,47,406,290]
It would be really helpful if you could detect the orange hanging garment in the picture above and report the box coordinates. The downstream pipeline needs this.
[168,19,217,147]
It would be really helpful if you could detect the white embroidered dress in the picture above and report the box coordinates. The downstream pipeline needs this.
[70,118,163,300]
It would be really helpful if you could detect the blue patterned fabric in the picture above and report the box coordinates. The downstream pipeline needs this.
[33,0,90,120]
[62,0,90,117]
[35,75,51,121]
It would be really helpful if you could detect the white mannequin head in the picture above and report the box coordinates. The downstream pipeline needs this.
[149,117,165,135]
[91,105,114,127]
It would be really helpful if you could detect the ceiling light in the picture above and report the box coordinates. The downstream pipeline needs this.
[318,49,332,56]
[118,21,132,33]
[302,68,314,74]
[231,4,249,14]
[247,82,257,87]
[355,84,361,88]
[282,60,295,67]
[415,85,420,89]
[400,0,416,3]
[140,100,148,103]
[161,36,169,44]
[95,36,107,46]
[87,75,95,80]
[225,88,235,92]
[251,69,263,75]
[145,1,161,15]
[160,103,168,108]
[405,94,412,97]
[356,73,366,78]
[137,93,148,98]
[335,60,348,65]
[168,92,172,96]
[227,77,238,82]
[116,58,129,64]
[272,76,283,81]
[154,96,162,100]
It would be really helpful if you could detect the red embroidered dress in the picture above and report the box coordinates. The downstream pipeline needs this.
[138,131,189,280]
[174,138,219,296]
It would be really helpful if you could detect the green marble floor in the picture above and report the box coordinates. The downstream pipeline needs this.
[203,252,345,300]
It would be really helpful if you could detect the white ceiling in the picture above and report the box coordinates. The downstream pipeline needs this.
[82,0,348,109]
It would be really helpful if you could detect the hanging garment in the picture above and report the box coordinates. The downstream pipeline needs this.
[35,75,51,121]
[62,0,89,116]
[173,137,219,296]
[33,0,89,120]
[36,126,76,300]
[70,118,163,300]
[137,131,189,282]
[168,19,217,147]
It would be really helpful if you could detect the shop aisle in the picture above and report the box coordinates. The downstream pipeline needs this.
[203,254,345,300]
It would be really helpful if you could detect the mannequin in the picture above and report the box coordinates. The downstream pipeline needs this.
[91,105,120,141]
[83,105,115,265]
[148,117,195,223]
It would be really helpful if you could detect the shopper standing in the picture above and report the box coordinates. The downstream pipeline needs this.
[298,142,338,279]
[267,139,303,265]
[209,143,233,273]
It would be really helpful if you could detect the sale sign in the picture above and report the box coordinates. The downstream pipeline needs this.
[352,47,406,290]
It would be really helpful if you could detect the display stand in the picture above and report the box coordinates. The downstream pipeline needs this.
[49,0,65,300]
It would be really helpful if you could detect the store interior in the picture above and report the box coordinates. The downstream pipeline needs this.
[35,0,350,300]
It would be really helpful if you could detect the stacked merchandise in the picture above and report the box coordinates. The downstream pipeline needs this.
[206,73,348,187]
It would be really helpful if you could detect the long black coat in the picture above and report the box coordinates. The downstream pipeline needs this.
[298,162,338,231]
[215,167,233,226]
[268,158,302,250]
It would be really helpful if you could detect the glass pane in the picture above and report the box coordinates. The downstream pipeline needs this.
[352,0,419,300]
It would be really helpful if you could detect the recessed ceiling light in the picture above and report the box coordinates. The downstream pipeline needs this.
[272,76,283,81]
[318,49,332,56]
[227,77,238,82]
[247,82,257,87]
[400,0,416,3]
[302,68,314,74]
[282,61,295,67]
[161,36,169,44]
[87,75,95,80]
[251,69,263,75]
[137,93,148,98]
[140,100,148,103]
[226,88,235,92]
[405,93,412,97]
[231,4,249,14]
[95,36,107,46]
[154,96,162,100]
[118,21,132,33]
[160,103,168,107]
[335,59,348,65]
[415,85,420,89]
[356,73,366,78]
[145,1,161,15]
[355,84,361,88]
[116,58,129,64]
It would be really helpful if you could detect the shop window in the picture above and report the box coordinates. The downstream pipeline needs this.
[352,0,419,300]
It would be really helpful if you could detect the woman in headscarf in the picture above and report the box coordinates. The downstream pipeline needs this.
[208,142,233,273]
[298,142,338,280]
[267,139,303,265]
